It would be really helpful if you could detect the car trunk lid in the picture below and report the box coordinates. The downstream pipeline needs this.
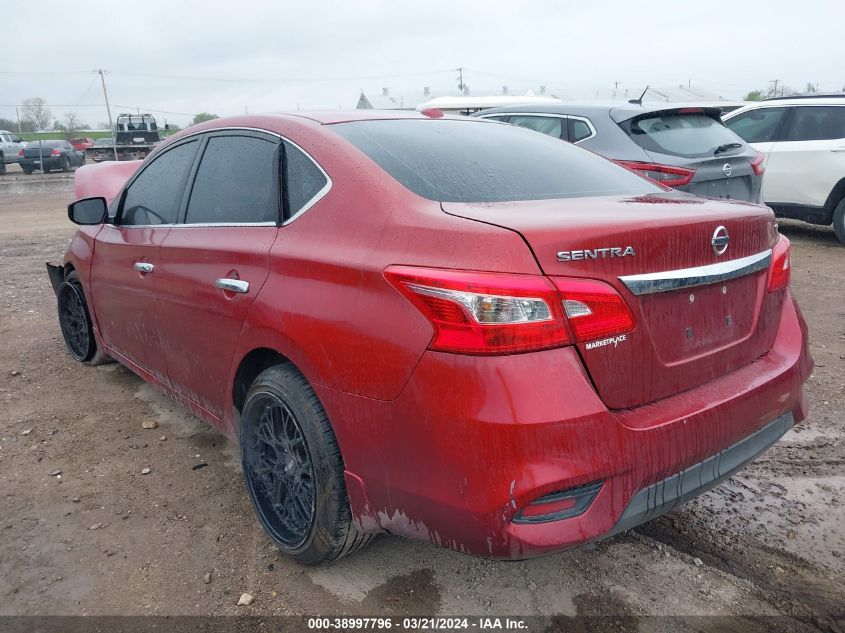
[442,192,783,409]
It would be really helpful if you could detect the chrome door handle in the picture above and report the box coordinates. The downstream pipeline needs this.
[134,262,154,273]
[215,278,249,294]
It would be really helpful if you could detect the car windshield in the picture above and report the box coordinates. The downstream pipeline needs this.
[621,111,746,158]
[332,119,660,203]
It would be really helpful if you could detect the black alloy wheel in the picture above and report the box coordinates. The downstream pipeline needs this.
[57,280,95,361]
[243,393,316,548]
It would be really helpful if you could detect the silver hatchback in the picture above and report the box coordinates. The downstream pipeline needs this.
[475,103,764,203]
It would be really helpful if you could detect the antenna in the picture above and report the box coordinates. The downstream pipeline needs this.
[629,85,649,105]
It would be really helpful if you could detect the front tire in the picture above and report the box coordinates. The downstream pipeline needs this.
[240,363,373,565]
[57,273,96,361]
[833,198,845,244]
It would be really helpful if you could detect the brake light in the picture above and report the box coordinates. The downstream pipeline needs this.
[768,236,791,292]
[50,148,61,156]
[751,152,766,176]
[614,161,696,188]
[385,267,635,355]
[18,149,24,157]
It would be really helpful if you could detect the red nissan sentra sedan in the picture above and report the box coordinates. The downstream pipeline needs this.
[48,111,812,564]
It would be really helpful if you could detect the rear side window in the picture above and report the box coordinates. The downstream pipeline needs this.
[569,118,593,143]
[185,135,279,224]
[725,108,787,143]
[332,119,658,203]
[507,115,565,140]
[622,112,746,158]
[783,106,845,141]
[283,140,329,219]
[121,140,197,225]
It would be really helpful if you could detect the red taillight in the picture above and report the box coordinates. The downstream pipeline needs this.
[615,160,696,188]
[18,149,24,157]
[554,278,636,342]
[768,236,791,292]
[751,152,766,176]
[50,148,61,156]
[385,266,571,354]
[385,266,635,355]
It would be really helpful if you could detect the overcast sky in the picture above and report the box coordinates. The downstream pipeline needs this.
[2,0,844,129]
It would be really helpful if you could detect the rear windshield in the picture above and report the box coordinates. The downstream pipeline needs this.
[332,119,659,203]
[620,112,745,158]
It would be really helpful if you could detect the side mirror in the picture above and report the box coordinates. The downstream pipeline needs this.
[68,197,108,225]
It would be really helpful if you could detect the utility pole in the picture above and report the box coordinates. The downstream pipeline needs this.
[95,69,118,160]
[457,67,465,94]
[15,106,22,134]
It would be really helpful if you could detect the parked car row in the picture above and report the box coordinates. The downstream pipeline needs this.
[474,94,845,243]
[50,110,812,565]
[475,103,765,204]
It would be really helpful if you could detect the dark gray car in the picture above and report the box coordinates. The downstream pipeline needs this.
[475,103,764,203]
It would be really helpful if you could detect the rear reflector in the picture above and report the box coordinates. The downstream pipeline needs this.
[615,160,696,188]
[768,235,791,292]
[751,152,766,176]
[385,267,635,355]
[514,481,603,523]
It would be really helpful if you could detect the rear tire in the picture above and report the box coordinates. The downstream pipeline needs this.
[0,159,6,175]
[240,363,373,565]
[23,168,33,175]
[833,198,845,245]
[61,157,70,173]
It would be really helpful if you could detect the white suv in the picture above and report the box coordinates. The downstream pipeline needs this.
[723,96,845,243]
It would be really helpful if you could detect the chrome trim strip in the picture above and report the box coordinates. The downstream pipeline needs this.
[619,249,772,296]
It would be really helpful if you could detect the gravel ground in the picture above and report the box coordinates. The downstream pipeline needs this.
[0,167,843,627]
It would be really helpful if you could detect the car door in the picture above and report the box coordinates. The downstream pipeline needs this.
[89,138,199,380]
[723,106,789,203]
[763,106,845,208]
[154,131,281,420]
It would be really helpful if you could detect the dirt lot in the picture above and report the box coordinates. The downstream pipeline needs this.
[1,166,843,626]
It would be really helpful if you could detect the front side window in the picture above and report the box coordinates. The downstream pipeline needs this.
[783,106,845,141]
[283,140,328,219]
[120,140,197,226]
[332,119,659,202]
[508,115,565,140]
[185,135,279,224]
[725,107,787,143]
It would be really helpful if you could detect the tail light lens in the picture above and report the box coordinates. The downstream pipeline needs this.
[768,235,791,292]
[50,148,61,156]
[385,266,635,355]
[18,149,24,157]
[751,152,766,176]
[615,160,696,188]
[555,278,636,342]
[385,266,570,354]
[514,481,603,523]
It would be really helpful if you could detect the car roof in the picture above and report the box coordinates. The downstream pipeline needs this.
[476,101,727,123]
[737,97,845,108]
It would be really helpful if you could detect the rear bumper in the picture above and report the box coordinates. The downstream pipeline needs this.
[318,289,812,560]
[608,411,793,537]
[19,157,62,170]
